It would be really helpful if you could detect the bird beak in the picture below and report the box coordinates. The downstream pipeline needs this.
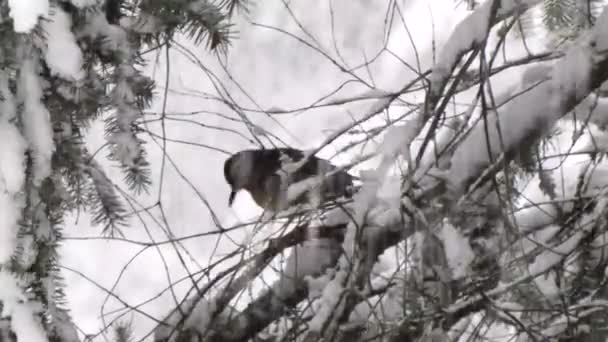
[228,190,236,206]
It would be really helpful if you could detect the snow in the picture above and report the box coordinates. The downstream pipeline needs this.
[41,6,85,81]
[429,1,493,95]
[345,267,406,334]
[0,270,48,342]
[448,7,608,194]
[17,235,38,270]
[80,11,144,170]
[113,82,138,128]
[592,5,608,51]
[439,221,474,280]
[19,55,55,185]
[50,309,80,342]
[379,121,419,161]
[528,221,589,298]
[307,270,347,332]
[279,239,339,294]
[429,0,544,96]
[0,74,17,122]
[417,117,462,171]
[551,42,594,106]
[107,131,141,168]
[0,191,21,264]
[566,94,608,129]
[305,114,424,334]
[8,0,49,33]
[514,129,608,234]
[0,74,27,265]
[0,120,26,194]
[154,297,237,341]
[82,13,130,54]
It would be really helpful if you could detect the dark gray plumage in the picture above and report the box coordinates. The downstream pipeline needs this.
[223,148,354,212]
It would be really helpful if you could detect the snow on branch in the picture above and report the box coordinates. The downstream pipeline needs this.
[7,0,49,33]
[301,114,427,339]
[154,223,345,342]
[17,49,55,185]
[428,0,543,103]
[566,92,608,129]
[41,5,85,81]
[0,270,48,342]
[514,137,608,234]
[448,5,608,195]
[81,9,154,192]
[0,73,27,265]
[18,47,55,185]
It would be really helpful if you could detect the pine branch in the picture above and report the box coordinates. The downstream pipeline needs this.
[113,320,135,342]
[134,0,235,51]
[83,159,128,237]
[543,0,575,32]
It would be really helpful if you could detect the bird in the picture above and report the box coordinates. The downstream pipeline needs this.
[223,147,354,212]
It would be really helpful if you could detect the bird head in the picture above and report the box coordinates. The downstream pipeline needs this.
[223,151,256,206]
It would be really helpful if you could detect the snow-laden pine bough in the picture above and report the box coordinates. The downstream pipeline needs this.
[154,3,608,342]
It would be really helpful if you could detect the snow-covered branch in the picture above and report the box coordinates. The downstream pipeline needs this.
[428,0,543,105]
[448,5,608,194]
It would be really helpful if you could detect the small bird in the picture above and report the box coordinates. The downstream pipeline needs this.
[223,148,354,212]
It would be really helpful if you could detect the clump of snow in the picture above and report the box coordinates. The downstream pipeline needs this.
[18,56,55,185]
[379,121,419,160]
[448,5,608,194]
[592,6,608,52]
[529,225,586,298]
[0,74,27,264]
[0,271,48,342]
[439,220,474,280]
[8,0,49,33]
[41,6,85,81]
[514,126,608,234]
[0,108,26,192]
[429,0,498,95]
[307,270,347,332]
